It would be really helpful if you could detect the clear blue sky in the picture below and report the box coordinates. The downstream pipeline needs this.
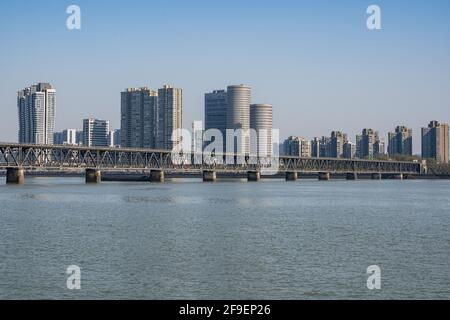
[1,0,449,153]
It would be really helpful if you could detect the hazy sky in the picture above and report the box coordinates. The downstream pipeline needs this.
[1,0,449,153]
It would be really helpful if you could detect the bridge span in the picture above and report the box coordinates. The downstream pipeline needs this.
[0,143,424,184]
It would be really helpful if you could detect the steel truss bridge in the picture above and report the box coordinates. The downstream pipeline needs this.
[0,143,423,174]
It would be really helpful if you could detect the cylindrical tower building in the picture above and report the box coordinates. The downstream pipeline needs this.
[250,104,273,157]
[226,85,251,154]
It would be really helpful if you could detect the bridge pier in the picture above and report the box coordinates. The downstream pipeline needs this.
[371,173,382,180]
[318,172,330,181]
[346,172,358,180]
[85,169,101,184]
[203,170,217,182]
[150,170,164,183]
[6,168,25,184]
[247,171,261,182]
[391,173,404,180]
[285,171,297,181]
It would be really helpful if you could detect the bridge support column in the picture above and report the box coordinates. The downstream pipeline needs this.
[285,171,297,181]
[371,173,382,180]
[6,168,25,184]
[203,170,217,182]
[318,172,330,181]
[247,171,261,182]
[150,170,164,183]
[85,169,101,184]
[391,173,403,180]
[346,172,358,180]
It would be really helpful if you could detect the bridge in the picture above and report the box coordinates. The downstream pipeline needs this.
[0,143,424,184]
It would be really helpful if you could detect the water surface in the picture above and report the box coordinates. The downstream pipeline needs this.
[0,177,449,299]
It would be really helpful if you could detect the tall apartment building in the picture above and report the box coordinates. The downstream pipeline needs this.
[250,104,273,157]
[112,129,121,148]
[192,121,203,153]
[330,131,348,158]
[121,87,158,148]
[422,121,449,163]
[343,141,356,159]
[205,90,227,148]
[108,130,121,147]
[388,126,413,156]
[319,136,332,157]
[374,138,386,157]
[157,85,183,150]
[226,85,251,154]
[82,118,109,147]
[356,129,382,159]
[54,129,78,145]
[17,83,55,144]
[284,136,311,158]
[76,131,84,145]
[311,137,320,158]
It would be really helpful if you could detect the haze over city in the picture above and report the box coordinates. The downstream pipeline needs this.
[1,0,449,153]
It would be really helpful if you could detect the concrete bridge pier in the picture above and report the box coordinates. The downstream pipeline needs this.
[391,173,404,180]
[203,170,217,182]
[150,170,165,183]
[247,171,261,182]
[318,172,330,181]
[371,173,382,180]
[346,172,358,180]
[85,169,101,184]
[6,168,25,184]
[285,171,298,181]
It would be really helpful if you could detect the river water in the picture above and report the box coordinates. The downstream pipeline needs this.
[0,177,449,299]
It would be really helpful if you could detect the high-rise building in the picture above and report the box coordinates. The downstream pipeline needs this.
[226,85,251,154]
[17,83,55,145]
[388,126,413,157]
[355,134,363,158]
[107,130,120,147]
[250,104,273,157]
[113,129,121,148]
[205,90,227,147]
[357,129,380,159]
[121,87,158,148]
[82,118,109,147]
[192,121,203,153]
[311,137,320,158]
[422,121,449,163]
[54,129,77,145]
[284,136,311,158]
[374,138,385,157]
[76,131,84,145]
[330,131,348,158]
[300,139,311,158]
[157,85,182,150]
[319,136,331,158]
[343,141,356,159]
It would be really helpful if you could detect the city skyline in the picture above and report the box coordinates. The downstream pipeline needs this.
[11,81,450,163]
[1,1,449,154]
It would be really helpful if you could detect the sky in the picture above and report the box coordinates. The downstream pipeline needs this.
[0,0,449,154]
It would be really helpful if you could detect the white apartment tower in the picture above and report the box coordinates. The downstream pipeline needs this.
[17,83,56,144]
